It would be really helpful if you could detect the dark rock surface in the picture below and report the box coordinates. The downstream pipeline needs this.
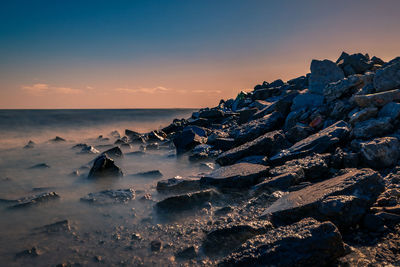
[359,137,400,168]
[10,192,60,209]
[80,189,135,205]
[156,177,202,194]
[374,57,400,92]
[131,170,163,178]
[309,59,345,94]
[87,154,123,179]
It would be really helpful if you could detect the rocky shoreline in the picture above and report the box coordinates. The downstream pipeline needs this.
[9,52,400,266]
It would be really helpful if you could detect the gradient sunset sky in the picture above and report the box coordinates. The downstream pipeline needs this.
[1,0,399,109]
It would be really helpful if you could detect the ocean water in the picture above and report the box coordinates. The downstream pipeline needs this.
[0,109,220,266]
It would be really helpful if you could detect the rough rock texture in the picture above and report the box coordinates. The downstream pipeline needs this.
[354,89,400,107]
[88,154,123,179]
[378,102,400,119]
[291,93,323,111]
[352,117,392,139]
[80,189,135,205]
[10,192,60,209]
[374,57,400,92]
[359,137,400,169]
[349,107,378,124]
[220,218,346,267]
[309,59,345,94]
[156,177,202,194]
[173,128,207,154]
[324,74,363,102]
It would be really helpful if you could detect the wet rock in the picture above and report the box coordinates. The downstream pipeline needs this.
[80,189,135,205]
[87,154,123,179]
[324,74,363,102]
[173,128,207,154]
[285,123,313,143]
[24,140,35,149]
[230,111,284,144]
[291,93,324,111]
[146,131,166,143]
[102,146,123,159]
[308,59,345,94]
[125,129,141,139]
[131,170,163,178]
[253,170,305,192]
[348,107,378,124]
[200,163,269,188]
[150,240,162,252]
[156,177,202,194]
[126,151,145,157]
[175,246,198,260]
[50,136,66,142]
[216,130,289,166]
[354,89,400,107]
[337,52,373,75]
[110,130,121,138]
[378,102,400,119]
[220,218,345,267]
[155,189,219,213]
[79,145,100,154]
[213,138,236,151]
[235,155,268,165]
[270,120,350,164]
[373,57,400,92]
[29,163,50,169]
[261,168,384,228]
[359,137,400,169]
[34,220,71,234]
[352,117,392,139]
[10,192,60,209]
[16,247,41,258]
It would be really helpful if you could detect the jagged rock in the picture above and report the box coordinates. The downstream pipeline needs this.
[354,89,400,107]
[236,155,268,165]
[373,57,400,92]
[173,128,207,154]
[34,220,71,234]
[220,218,345,267]
[285,123,313,143]
[251,93,298,120]
[270,121,350,164]
[308,59,345,94]
[16,247,41,258]
[378,102,400,119]
[24,140,35,149]
[352,117,392,139]
[261,168,384,228]
[287,75,308,90]
[230,111,283,144]
[80,189,135,204]
[125,129,141,139]
[175,246,198,260]
[79,145,100,154]
[10,192,60,209]
[291,93,324,111]
[102,146,123,159]
[337,52,373,75]
[199,109,224,119]
[216,130,289,166]
[213,138,236,151]
[110,130,121,138]
[155,189,219,213]
[359,137,400,169]
[131,170,163,178]
[237,108,257,124]
[253,170,305,192]
[156,177,202,194]
[283,108,307,130]
[324,75,363,102]
[348,107,378,124]
[88,154,123,179]
[184,125,207,137]
[50,136,66,142]
[29,163,50,169]
[200,163,269,188]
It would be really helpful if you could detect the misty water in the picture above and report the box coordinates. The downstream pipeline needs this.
[0,109,219,266]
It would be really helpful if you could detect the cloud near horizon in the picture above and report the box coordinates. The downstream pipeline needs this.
[115,86,170,94]
[21,83,83,94]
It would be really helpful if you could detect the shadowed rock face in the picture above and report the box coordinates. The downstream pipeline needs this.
[359,137,400,169]
[354,89,400,107]
[219,218,346,267]
[308,59,345,94]
[80,189,135,205]
[88,154,123,179]
[374,57,400,92]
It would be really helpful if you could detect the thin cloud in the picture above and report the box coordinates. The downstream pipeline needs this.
[115,86,170,94]
[53,87,83,94]
[193,89,222,94]
[21,83,49,93]
[21,83,83,94]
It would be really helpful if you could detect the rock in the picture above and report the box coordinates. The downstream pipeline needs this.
[87,154,123,179]
[373,57,400,92]
[16,247,41,258]
[155,189,219,213]
[308,59,345,94]
[291,93,324,111]
[215,206,233,216]
[352,117,392,139]
[29,163,50,169]
[10,192,60,209]
[79,145,100,154]
[173,128,207,154]
[199,109,224,119]
[24,140,35,149]
[253,170,305,192]
[126,151,145,156]
[337,52,373,75]
[50,136,66,142]
[237,108,257,124]
[359,137,400,168]
[175,246,198,260]
[324,74,363,102]
[270,120,350,164]
[283,108,307,130]
[348,107,378,124]
[125,129,141,139]
[261,168,384,228]
[378,102,400,119]
[213,138,236,151]
[110,130,121,138]
[251,93,298,120]
[285,123,313,143]
[220,218,345,267]
[183,125,207,137]
[287,75,308,90]
[354,89,400,107]
[156,177,202,194]
[146,131,166,142]
[230,111,283,144]
[235,155,268,165]
[150,240,162,252]
[131,170,163,178]
[102,146,123,159]
[34,220,71,234]
[200,163,269,188]
[363,213,385,232]
[80,189,135,205]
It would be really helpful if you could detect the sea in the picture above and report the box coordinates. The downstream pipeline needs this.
[0,109,213,266]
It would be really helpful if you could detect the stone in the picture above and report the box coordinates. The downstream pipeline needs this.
[270,121,350,164]
[200,163,269,188]
[155,189,219,213]
[348,107,378,124]
[156,177,202,194]
[87,154,123,179]
[24,140,35,149]
[291,93,324,111]
[235,155,268,165]
[199,109,224,119]
[110,130,121,138]
[80,189,135,205]
[378,102,400,119]
[261,168,384,227]
[150,240,162,252]
[34,220,71,234]
[352,117,392,139]
[131,170,163,178]
[287,75,308,90]
[253,171,305,192]
[308,59,345,94]
[183,125,207,137]
[125,129,141,139]
[285,123,313,143]
[173,128,207,154]
[16,247,41,258]
[324,75,363,102]
[213,138,236,151]
[337,52,373,75]
[359,137,400,168]
[10,192,60,209]
[50,136,66,142]
[252,93,298,120]
[102,146,123,159]
[373,57,400,92]
[354,89,400,107]
[175,246,197,260]
[79,145,100,154]
[29,163,50,169]
[216,130,289,166]
[237,108,257,124]
[220,218,345,267]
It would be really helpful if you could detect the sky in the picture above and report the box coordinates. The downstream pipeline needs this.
[0,0,399,109]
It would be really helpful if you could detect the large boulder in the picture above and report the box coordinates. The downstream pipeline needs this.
[220,218,346,267]
[261,168,384,228]
[216,130,289,166]
[373,57,400,92]
[156,177,203,194]
[308,59,345,94]
[336,52,373,75]
[323,74,363,102]
[173,128,207,154]
[378,102,400,119]
[88,154,123,179]
[359,137,400,169]
[291,93,324,111]
[270,121,350,164]
[352,117,392,139]
[200,163,269,188]
[348,107,378,124]
[354,89,400,107]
